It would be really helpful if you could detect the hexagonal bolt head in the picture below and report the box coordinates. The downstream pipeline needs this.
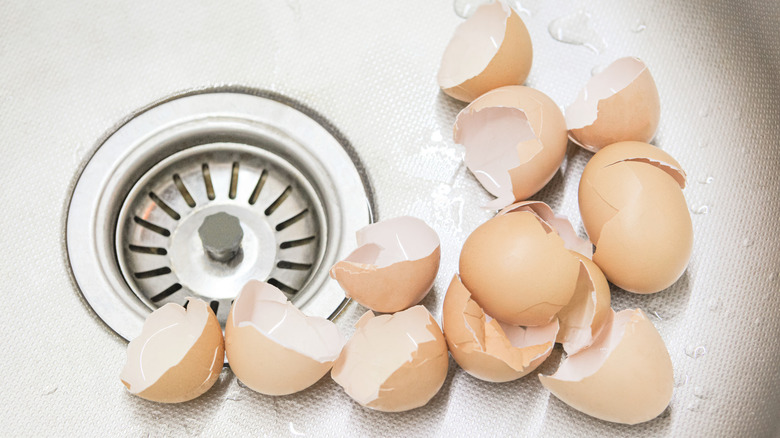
[198,212,244,263]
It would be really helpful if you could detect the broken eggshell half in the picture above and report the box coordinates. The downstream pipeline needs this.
[442,274,559,383]
[225,280,346,396]
[331,306,449,412]
[539,308,674,425]
[555,252,611,355]
[459,205,581,327]
[329,216,441,313]
[120,298,224,403]
[579,141,692,294]
[438,1,533,102]
[454,86,568,210]
[566,57,660,152]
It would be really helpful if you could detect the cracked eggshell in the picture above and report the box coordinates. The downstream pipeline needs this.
[225,280,346,396]
[442,275,558,382]
[331,306,448,412]
[454,86,568,210]
[566,57,660,152]
[497,201,593,258]
[438,1,533,102]
[459,209,580,326]
[120,298,224,403]
[540,309,673,425]
[555,252,611,355]
[579,141,692,293]
[329,216,441,313]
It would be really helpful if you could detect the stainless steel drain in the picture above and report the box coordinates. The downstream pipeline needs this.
[66,90,373,341]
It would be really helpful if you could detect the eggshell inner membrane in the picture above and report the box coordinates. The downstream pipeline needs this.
[458,106,538,208]
[437,1,510,89]
[350,216,440,268]
[120,300,207,394]
[232,280,345,363]
[499,201,593,258]
[331,307,440,406]
[555,255,611,355]
[566,57,647,130]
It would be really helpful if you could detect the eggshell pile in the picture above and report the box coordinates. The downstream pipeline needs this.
[120,298,224,403]
[442,275,558,382]
[579,141,692,293]
[438,1,532,102]
[566,57,660,152]
[459,205,581,326]
[329,216,441,313]
[540,309,674,425]
[225,280,346,395]
[454,86,568,209]
[331,306,448,412]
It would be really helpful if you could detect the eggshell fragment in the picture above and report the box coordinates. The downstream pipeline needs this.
[120,298,224,403]
[330,216,441,313]
[579,141,692,293]
[497,200,593,258]
[438,1,533,102]
[331,306,448,412]
[225,280,346,396]
[539,309,673,425]
[555,252,611,354]
[459,208,580,326]
[442,275,558,382]
[566,57,660,152]
[454,86,568,209]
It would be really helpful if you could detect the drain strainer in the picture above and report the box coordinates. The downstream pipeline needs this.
[67,90,373,341]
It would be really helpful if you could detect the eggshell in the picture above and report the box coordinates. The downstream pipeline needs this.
[566,57,660,152]
[459,209,580,326]
[579,141,692,293]
[454,86,568,209]
[555,252,611,354]
[442,275,558,382]
[330,216,441,313]
[539,308,674,425]
[331,306,448,412]
[438,1,533,102]
[120,298,224,403]
[225,280,346,396]
[497,200,592,258]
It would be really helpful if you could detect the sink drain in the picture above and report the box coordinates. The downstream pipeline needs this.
[67,90,373,341]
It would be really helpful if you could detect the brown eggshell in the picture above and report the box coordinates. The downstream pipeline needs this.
[555,252,611,354]
[566,57,660,152]
[540,309,674,425]
[498,200,593,258]
[438,1,533,102]
[459,210,580,326]
[454,86,568,209]
[331,306,448,412]
[225,281,345,396]
[330,216,441,313]
[120,298,224,403]
[579,141,692,293]
[442,275,558,382]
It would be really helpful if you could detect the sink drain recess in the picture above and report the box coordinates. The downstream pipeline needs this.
[66,90,373,341]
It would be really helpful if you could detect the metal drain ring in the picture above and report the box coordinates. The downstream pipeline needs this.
[67,91,373,341]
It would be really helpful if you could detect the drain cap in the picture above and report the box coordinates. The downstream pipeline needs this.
[66,90,373,341]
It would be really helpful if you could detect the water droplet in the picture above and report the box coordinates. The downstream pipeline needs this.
[73,143,88,163]
[506,0,533,16]
[42,385,58,396]
[631,19,646,33]
[685,345,707,359]
[548,11,607,54]
[690,204,710,215]
[699,106,711,118]
[430,130,443,143]
[770,272,778,282]
[289,423,307,436]
[754,316,763,325]
[453,0,492,19]
[674,374,689,388]
[687,399,702,412]
[697,176,714,184]
[694,386,708,399]
[698,140,709,149]
[650,311,664,321]
[742,238,754,247]
[591,64,608,76]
